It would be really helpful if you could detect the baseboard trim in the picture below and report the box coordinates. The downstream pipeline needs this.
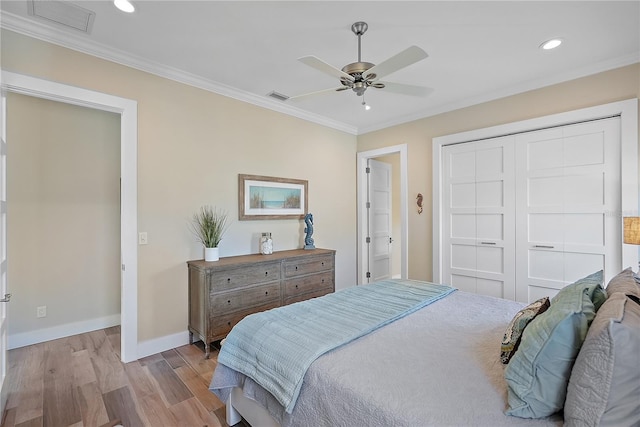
[8,314,121,350]
[136,331,191,359]
[9,317,193,359]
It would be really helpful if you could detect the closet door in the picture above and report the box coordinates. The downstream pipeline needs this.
[442,136,516,299]
[515,118,621,302]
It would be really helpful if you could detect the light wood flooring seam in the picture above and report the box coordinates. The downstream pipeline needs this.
[1,327,238,427]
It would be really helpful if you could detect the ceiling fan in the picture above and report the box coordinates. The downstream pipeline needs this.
[288,21,432,102]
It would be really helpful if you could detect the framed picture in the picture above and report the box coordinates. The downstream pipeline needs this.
[238,174,308,220]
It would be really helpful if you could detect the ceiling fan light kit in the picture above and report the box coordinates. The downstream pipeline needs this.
[287,21,432,103]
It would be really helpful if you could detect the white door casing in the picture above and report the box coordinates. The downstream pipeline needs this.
[367,159,393,282]
[515,118,621,302]
[0,85,9,414]
[357,144,409,284]
[1,71,138,362]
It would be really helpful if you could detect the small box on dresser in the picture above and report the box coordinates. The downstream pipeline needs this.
[187,248,336,358]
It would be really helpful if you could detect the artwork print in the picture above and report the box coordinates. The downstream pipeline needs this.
[239,174,308,220]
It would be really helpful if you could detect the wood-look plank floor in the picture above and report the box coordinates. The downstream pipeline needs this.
[1,327,247,427]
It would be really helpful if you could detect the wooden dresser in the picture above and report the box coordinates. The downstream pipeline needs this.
[187,248,335,357]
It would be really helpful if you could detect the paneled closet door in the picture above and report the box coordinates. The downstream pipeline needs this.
[442,136,516,299]
[515,118,621,302]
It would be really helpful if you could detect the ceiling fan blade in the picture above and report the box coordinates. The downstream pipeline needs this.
[287,86,347,102]
[298,56,355,82]
[376,81,434,97]
[364,46,428,81]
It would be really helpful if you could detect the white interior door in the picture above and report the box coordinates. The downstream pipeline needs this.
[0,89,9,413]
[442,136,516,299]
[367,159,393,282]
[515,118,621,302]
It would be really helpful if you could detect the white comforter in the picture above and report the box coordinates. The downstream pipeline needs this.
[212,290,563,426]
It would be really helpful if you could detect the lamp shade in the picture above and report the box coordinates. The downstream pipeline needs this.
[623,217,640,245]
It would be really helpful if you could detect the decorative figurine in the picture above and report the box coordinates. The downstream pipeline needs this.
[416,193,424,214]
[304,213,315,250]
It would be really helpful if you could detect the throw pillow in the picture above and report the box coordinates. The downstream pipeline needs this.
[504,270,605,419]
[564,293,640,427]
[500,297,550,364]
[606,267,640,298]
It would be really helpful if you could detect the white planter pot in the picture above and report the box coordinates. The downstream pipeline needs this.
[204,247,219,262]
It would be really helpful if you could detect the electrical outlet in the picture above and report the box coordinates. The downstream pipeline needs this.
[138,232,148,245]
[37,306,46,318]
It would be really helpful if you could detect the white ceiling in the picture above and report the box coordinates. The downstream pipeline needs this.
[2,1,639,135]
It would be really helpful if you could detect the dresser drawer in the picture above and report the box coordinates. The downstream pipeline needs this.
[211,302,279,338]
[211,283,280,313]
[284,287,334,306]
[210,262,281,291]
[283,271,334,298]
[283,254,334,278]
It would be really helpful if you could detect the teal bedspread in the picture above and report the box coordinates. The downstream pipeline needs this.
[216,279,456,413]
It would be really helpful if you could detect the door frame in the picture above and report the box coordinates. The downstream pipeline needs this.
[357,144,408,284]
[432,98,639,283]
[1,70,138,362]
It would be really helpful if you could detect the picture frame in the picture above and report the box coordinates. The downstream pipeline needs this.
[238,174,308,220]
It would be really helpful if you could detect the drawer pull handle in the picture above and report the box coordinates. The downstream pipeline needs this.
[534,245,555,249]
[227,300,231,304]
[295,266,298,270]
[227,278,231,283]
[265,271,268,276]
[322,262,325,266]
[295,284,299,289]
[265,291,269,295]
[321,279,325,283]
[227,321,231,326]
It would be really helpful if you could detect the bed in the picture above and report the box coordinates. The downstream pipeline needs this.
[209,275,640,427]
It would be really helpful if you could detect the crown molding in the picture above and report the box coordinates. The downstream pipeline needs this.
[0,11,358,135]
[359,53,640,135]
[4,11,637,137]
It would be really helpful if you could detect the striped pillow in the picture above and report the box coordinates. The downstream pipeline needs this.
[500,297,550,364]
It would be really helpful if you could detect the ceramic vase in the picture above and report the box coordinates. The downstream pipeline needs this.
[204,247,219,262]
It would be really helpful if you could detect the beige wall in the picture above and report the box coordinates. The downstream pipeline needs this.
[357,63,640,281]
[7,93,121,336]
[2,30,358,344]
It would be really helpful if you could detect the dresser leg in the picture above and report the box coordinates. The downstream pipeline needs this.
[188,330,193,345]
[205,343,210,359]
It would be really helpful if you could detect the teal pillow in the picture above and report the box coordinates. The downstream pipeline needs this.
[504,270,606,418]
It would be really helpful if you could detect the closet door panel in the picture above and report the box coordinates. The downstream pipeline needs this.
[451,214,476,238]
[451,245,476,270]
[515,118,621,302]
[451,183,476,208]
[442,136,515,298]
[477,214,503,239]
[477,278,505,299]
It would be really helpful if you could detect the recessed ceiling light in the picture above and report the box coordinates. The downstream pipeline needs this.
[540,38,562,50]
[114,0,135,13]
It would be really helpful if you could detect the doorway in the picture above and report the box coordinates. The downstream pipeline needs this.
[7,93,121,346]
[1,71,138,363]
[357,144,409,284]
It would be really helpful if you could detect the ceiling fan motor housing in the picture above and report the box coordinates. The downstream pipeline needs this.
[341,61,377,95]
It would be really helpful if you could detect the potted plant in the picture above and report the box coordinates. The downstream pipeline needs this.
[190,206,230,261]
